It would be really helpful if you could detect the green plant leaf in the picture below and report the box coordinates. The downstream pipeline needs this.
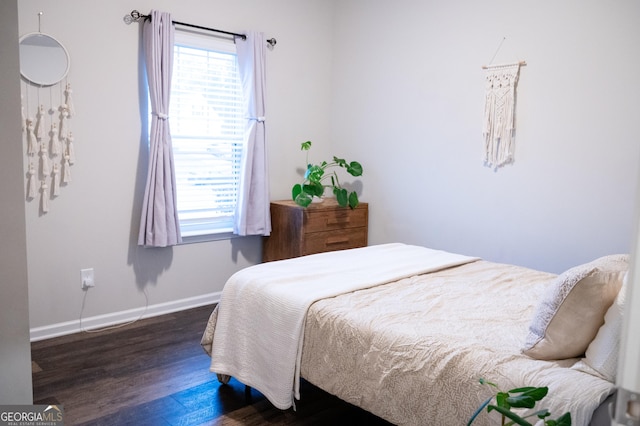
[506,395,536,409]
[294,191,312,207]
[348,191,359,209]
[487,405,533,426]
[533,409,551,419]
[292,184,302,201]
[496,392,510,409]
[335,188,348,207]
[479,378,499,389]
[549,412,571,426]
[305,164,325,182]
[467,396,493,426]
[508,387,538,394]
[506,386,547,408]
[303,181,324,197]
[510,387,548,402]
[347,161,363,176]
[300,141,312,151]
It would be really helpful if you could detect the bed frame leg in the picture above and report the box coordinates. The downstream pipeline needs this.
[216,373,252,400]
[216,373,231,384]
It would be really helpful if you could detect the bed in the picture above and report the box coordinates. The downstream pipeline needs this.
[201,243,628,425]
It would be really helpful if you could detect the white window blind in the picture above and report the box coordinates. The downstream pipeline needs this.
[170,31,244,237]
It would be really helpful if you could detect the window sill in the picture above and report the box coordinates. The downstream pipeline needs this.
[179,231,240,245]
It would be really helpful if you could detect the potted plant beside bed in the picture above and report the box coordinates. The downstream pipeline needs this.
[467,378,571,426]
[291,141,363,209]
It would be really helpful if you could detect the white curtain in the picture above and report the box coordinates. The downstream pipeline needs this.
[138,10,182,247]
[233,31,271,236]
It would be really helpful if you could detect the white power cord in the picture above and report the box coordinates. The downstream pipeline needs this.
[78,286,149,334]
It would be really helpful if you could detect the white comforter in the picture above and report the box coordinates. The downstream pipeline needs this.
[203,243,479,409]
[300,260,615,426]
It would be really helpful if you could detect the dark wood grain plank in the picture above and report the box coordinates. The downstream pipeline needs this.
[32,304,391,425]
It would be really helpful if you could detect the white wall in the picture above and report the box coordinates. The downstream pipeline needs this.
[17,0,336,333]
[0,0,33,404]
[14,0,640,334]
[330,0,640,273]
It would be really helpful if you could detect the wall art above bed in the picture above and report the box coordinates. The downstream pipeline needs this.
[20,12,77,214]
[482,61,525,170]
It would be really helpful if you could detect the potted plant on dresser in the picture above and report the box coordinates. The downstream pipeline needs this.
[291,141,363,209]
[262,141,367,262]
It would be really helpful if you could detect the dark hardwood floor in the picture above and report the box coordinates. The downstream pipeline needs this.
[31,304,392,425]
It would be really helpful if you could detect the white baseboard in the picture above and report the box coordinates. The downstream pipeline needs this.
[30,292,221,342]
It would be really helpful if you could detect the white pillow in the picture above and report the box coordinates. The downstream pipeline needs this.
[573,273,627,382]
[522,255,628,360]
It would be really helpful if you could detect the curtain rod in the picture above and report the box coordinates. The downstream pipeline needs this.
[123,10,277,48]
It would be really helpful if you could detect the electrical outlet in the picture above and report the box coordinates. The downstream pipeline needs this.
[81,268,94,289]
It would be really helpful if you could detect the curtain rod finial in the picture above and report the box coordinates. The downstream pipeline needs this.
[124,10,146,25]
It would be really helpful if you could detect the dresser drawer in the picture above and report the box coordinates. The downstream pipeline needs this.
[263,199,368,262]
[302,227,368,256]
[304,207,368,233]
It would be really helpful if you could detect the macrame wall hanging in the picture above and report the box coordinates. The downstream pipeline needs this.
[482,61,525,170]
[20,12,76,214]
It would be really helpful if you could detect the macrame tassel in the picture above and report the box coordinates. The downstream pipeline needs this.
[64,83,75,118]
[35,105,45,142]
[40,180,49,213]
[49,123,60,156]
[26,118,37,156]
[26,161,37,199]
[51,163,60,196]
[40,143,50,176]
[482,63,521,169]
[21,96,26,133]
[67,132,76,164]
[62,155,71,183]
[58,105,69,140]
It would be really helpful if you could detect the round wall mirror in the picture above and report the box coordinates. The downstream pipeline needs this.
[19,33,70,86]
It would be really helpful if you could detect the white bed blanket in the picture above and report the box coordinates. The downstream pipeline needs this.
[300,260,616,425]
[203,243,479,409]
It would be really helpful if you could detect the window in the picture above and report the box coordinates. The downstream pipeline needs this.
[170,30,244,238]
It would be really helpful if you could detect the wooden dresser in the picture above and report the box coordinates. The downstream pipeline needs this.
[263,199,368,262]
